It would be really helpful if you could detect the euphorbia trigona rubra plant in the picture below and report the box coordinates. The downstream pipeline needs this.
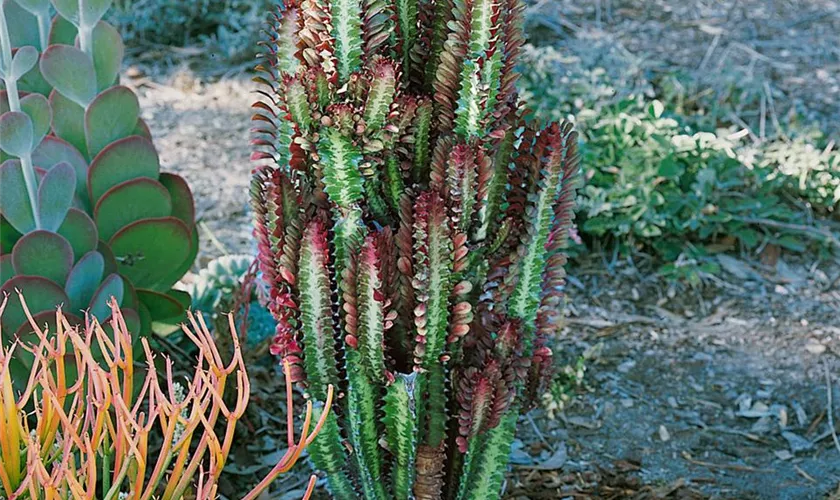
[251,0,580,498]
[0,293,332,499]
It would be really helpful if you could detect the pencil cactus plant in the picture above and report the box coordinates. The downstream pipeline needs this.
[251,0,580,498]
[0,0,198,348]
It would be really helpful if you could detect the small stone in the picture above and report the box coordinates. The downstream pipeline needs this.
[774,450,793,461]
[781,431,813,453]
[805,341,826,355]
[774,285,789,295]
[658,425,670,442]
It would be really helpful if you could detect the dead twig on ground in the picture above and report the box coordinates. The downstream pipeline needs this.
[824,361,840,456]
[680,451,773,473]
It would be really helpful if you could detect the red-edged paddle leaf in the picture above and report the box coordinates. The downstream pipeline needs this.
[52,0,112,29]
[87,136,160,204]
[158,173,195,231]
[49,90,88,159]
[11,230,74,286]
[17,59,52,96]
[121,275,139,310]
[108,217,191,290]
[88,272,124,320]
[137,301,152,335]
[0,159,37,234]
[94,178,172,241]
[10,46,38,81]
[91,21,124,91]
[84,86,139,157]
[133,119,152,141]
[0,254,14,287]
[97,240,118,275]
[1,217,22,254]
[57,208,98,262]
[0,111,34,156]
[49,13,77,45]
[3,0,39,47]
[40,45,97,108]
[64,250,104,312]
[37,162,76,231]
[20,94,51,149]
[0,276,69,335]
[32,136,90,210]
[137,288,187,336]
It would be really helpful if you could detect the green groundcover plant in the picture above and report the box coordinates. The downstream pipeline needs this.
[250,0,580,498]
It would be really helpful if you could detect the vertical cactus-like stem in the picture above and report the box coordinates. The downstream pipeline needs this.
[383,372,418,499]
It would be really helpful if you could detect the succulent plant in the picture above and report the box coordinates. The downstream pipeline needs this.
[0,0,198,350]
[251,0,580,498]
[0,293,328,499]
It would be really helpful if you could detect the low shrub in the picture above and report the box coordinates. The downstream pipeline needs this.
[521,45,839,279]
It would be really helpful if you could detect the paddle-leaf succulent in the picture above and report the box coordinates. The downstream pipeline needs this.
[0,0,199,351]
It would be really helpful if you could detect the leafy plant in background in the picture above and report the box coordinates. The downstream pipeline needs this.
[0,293,328,499]
[520,45,839,278]
[251,0,580,498]
[0,0,199,350]
[109,0,269,60]
[188,253,276,348]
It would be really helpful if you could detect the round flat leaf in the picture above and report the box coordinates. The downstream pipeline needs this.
[84,86,140,157]
[14,0,50,15]
[10,46,38,79]
[167,289,191,310]
[91,21,124,91]
[0,159,37,233]
[20,94,52,148]
[49,90,88,159]
[0,254,14,287]
[0,112,34,156]
[108,217,191,290]
[158,173,195,231]
[3,0,39,47]
[17,60,52,96]
[37,162,76,231]
[169,224,199,288]
[57,208,98,260]
[32,135,90,210]
[64,250,104,312]
[88,272,124,321]
[137,288,187,336]
[121,275,138,310]
[0,217,22,254]
[137,302,152,335]
[40,45,97,108]
[49,14,77,45]
[52,0,113,28]
[0,276,69,335]
[93,178,172,241]
[11,230,74,286]
[87,136,160,203]
[97,240,118,275]
[133,118,152,141]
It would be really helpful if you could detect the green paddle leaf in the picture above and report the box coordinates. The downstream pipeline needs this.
[49,90,88,159]
[158,173,195,230]
[37,162,76,231]
[108,217,191,290]
[84,85,140,157]
[32,136,90,210]
[40,45,97,108]
[0,276,69,335]
[20,94,52,149]
[0,254,14,287]
[3,0,39,47]
[93,178,172,241]
[10,46,38,79]
[49,14,77,45]
[0,111,34,156]
[0,217,22,254]
[52,0,113,28]
[91,21,124,90]
[11,230,74,286]
[0,160,37,233]
[64,250,104,312]
[88,272,123,320]
[57,208,98,261]
[87,136,160,204]
[137,288,187,336]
